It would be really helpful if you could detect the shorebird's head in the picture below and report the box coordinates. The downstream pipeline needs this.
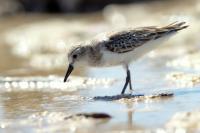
[64,46,88,82]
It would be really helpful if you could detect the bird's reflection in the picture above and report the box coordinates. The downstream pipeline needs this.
[126,102,134,128]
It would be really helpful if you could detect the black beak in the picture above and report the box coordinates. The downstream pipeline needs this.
[64,64,74,82]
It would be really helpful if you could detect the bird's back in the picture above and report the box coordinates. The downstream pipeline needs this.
[103,22,188,54]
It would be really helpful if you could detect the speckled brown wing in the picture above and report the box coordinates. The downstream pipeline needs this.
[104,22,188,53]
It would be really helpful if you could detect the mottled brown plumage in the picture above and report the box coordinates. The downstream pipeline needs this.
[104,22,188,53]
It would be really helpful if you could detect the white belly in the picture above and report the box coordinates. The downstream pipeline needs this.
[100,34,174,66]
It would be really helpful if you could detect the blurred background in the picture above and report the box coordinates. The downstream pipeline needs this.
[0,0,200,132]
[0,0,171,14]
[0,0,198,77]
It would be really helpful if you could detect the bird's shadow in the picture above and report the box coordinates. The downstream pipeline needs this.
[93,87,200,101]
[93,92,173,101]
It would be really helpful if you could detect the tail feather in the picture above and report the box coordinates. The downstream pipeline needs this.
[164,21,189,32]
[153,22,188,39]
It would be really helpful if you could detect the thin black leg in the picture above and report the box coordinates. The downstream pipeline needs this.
[121,74,129,94]
[127,69,133,90]
[121,65,133,94]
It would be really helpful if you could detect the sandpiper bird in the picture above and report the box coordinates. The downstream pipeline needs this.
[64,22,188,94]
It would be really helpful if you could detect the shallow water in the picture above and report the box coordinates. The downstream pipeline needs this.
[0,0,200,132]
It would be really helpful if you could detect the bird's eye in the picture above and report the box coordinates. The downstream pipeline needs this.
[73,54,77,59]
